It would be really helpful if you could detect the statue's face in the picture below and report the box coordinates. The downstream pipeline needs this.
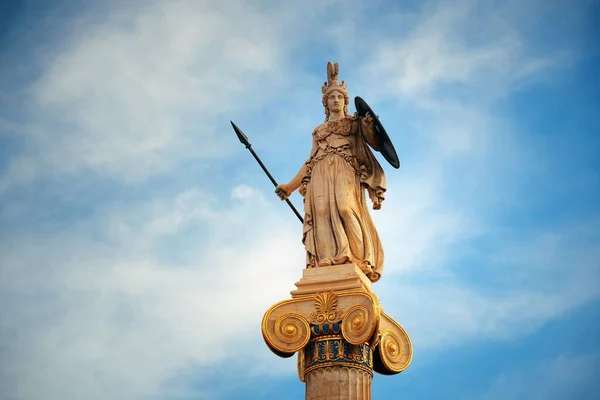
[326,90,345,113]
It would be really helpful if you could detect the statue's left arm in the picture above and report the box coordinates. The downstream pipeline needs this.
[360,113,381,152]
[357,113,386,210]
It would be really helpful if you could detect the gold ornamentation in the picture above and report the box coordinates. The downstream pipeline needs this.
[304,362,373,377]
[310,291,343,325]
[377,330,411,373]
[275,314,310,347]
[301,336,374,378]
[262,297,315,357]
[342,304,377,345]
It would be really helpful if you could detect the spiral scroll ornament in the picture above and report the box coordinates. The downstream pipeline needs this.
[269,313,311,354]
[377,330,411,373]
[341,304,376,345]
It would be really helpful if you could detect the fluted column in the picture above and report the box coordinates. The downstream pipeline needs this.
[305,367,372,400]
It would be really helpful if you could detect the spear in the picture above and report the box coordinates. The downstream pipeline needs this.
[230,121,304,224]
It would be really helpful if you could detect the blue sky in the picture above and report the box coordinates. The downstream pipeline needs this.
[0,0,599,399]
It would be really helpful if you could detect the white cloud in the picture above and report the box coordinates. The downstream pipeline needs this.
[362,0,560,102]
[4,170,597,400]
[375,214,600,350]
[371,170,477,277]
[0,186,302,400]
[231,184,263,201]
[2,0,295,187]
[349,0,567,171]
[0,0,597,399]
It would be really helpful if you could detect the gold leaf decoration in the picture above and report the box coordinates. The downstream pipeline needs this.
[310,291,344,324]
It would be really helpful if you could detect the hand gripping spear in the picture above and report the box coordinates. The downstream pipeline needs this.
[230,121,304,224]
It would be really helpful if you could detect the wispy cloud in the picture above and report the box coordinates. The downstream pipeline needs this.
[1,1,296,188]
[362,0,564,102]
[0,0,597,399]
[0,186,301,399]
[346,0,599,353]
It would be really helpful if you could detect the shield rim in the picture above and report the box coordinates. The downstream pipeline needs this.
[354,96,400,169]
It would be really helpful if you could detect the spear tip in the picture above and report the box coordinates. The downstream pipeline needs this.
[230,120,251,148]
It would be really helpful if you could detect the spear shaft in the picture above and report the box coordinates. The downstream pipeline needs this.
[230,121,304,224]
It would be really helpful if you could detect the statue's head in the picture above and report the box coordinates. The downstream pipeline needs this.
[321,62,350,120]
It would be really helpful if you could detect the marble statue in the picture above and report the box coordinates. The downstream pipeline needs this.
[275,62,392,283]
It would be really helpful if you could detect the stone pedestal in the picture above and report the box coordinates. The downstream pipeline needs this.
[262,264,412,399]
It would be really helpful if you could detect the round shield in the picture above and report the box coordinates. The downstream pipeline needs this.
[354,96,400,169]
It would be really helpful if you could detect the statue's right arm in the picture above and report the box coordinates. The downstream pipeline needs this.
[276,134,316,200]
[276,163,306,200]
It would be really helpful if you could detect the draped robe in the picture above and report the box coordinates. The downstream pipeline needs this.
[298,115,386,282]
